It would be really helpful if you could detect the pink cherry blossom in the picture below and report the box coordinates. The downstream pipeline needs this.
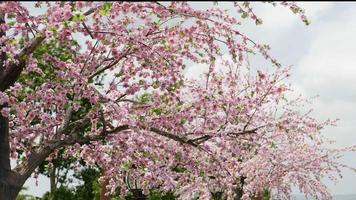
[0,2,353,200]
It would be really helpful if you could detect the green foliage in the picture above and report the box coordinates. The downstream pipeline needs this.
[99,2,111,15]
[38,149,77,185]
[42,186,76,200]
[71,97,93,122]
[73,168,101,200]
[38,167,100,200]
[167,79,184,92]
[72,12,86,22]
[171,165,186,173]
[138,93,152,104]
[262,189,271,200]
[16,194,41,200]
[147,190,176,200]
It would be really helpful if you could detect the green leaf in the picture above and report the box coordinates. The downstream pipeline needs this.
[172,165,186,173]
[303,19,310,26]
[151,108,161,115]
[62,21,70,28]
[8,21,16,26]
[139,115,145,121]
[99,2,111,15]
[241,12,248,19]
[138,93,152,103]
[122,160,134,169]
[103,2,111,10]
[255,18,263,25]
[72,12,85,22]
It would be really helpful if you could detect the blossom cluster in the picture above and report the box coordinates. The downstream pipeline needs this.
[0,2,352,199]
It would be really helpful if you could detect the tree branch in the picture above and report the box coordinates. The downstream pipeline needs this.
[14,122,129,179]
[88,48,131,81]
[0,35,45,91]
[189,126,265,145]
[149,127,198,147]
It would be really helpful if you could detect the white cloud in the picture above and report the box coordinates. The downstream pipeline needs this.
[297,19,356,103]
[254,2,333,34]
[291,3,356,195]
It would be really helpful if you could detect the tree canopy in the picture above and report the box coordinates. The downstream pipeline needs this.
[0,2,354,200]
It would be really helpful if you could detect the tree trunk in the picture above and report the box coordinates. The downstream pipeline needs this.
[235,176,245,200]
[50,166,56,194]
[0,183,21,200]
[131,189,147,200]
[0,9,22,200]
[100,177,110,200]
[0,102,23,200]
[0,172,23,200]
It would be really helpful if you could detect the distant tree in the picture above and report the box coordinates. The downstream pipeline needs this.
[73,167,101,200]
[42,185,76,200]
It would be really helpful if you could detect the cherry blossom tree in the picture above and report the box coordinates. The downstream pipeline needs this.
[0,2,353,200]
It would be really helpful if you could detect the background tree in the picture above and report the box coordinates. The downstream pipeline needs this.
[41,167,100,200]
[0,2,353,200]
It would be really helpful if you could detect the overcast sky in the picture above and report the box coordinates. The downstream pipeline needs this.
[22,2,356,197]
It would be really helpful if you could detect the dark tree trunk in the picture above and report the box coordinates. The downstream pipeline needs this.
[0,8,21,200]
[50,166,56,195]
[0,105,23,200]
[211,191,223,200]
[235,176,246,200]
[131,189,147,200]
[0,172,23,200]
[0,105,10,178]
[0,7,9,178]
[0,106,38,200]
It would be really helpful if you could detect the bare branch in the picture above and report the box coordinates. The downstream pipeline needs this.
[82,22,94,39]
[189,125,265,145]
[88,48,131,80]
[149,127,198,147]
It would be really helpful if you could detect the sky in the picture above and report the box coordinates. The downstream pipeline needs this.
[186,2,356,196]
[20,2,356,197]
[250,2,356,194]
